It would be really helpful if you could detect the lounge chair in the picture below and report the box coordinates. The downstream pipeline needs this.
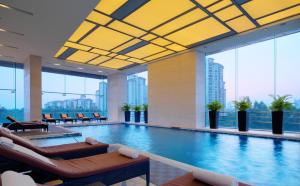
[76,113,91,122]
[0,127,108,159]
[0,140,150,186]
[4,116,48,132]
[92,112,107,122]
[42,114,57,124]
[161,173,250,186]
[60,114,75,124]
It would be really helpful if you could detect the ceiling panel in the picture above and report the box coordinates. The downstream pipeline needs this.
[67,50,99,63]
[55,0,300,70]
[166,17,230,46]
[99,58,133,69]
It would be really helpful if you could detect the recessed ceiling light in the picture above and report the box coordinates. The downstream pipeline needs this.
[78,67,83,70]
[54,63,61,66]
[98,70,103,73]
[0,3,11,9]
[0,28,6,32]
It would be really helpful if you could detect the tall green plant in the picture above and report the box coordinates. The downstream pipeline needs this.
[133,105,142,112]
[142,104,148,111]
[207,101,223,111]
[233,97,252,111]
[269,95,293,111]
[121,103,131,111]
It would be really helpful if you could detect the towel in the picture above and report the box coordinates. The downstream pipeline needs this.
[0,137,14,148]
[118,147,139,159]
[85,137,98,145]
[192,168,238,186]
[1,171,37,186]
[0,127,12,134]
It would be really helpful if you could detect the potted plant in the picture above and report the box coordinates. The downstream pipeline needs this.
[133,105,142,123]
[143,104,148,123]
[207,101,223,129]
[121,103,131,122]
[233,97,252,132]
[269,95,293,134]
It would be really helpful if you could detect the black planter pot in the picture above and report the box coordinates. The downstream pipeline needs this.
[238,111,249,131]
[209,111,219,129]
[124,111,130,122]
[272,111,283,134]
[144,111,148,123]
[135,111,141,123]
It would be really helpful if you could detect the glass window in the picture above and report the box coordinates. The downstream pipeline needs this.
[206,49,236,128]
[127,71,148,122]
[276,32,300,132]
[0,64,24,122]
[42,72,107,118]
[205,32,300,132]
[238,39,274,130]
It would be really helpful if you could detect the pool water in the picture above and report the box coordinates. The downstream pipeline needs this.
[33,124,300,186]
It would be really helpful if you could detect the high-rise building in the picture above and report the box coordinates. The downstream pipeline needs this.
[96,81,107,113]
[128,75,148,106]
[207,58,226,108]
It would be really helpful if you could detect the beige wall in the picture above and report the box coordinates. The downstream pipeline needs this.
[148,51,200,128]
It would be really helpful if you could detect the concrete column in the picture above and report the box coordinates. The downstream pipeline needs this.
[196,51,206,128]
[107,72,128,122]
[24,55,42,121]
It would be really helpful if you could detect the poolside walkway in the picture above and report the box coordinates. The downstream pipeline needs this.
[126,122,300,141]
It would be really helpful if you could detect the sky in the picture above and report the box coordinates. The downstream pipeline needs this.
[207,31,300,106]
[0,32,299,109]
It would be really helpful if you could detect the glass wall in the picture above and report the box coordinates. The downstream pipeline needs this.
[42,72,107,119]
[0,63,24,123]
[206,32,300,132]
[127,71,148,122]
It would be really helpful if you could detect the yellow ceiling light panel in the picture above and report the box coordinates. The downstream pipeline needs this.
[166,17,230,46]
[144,50,175,61]
[127,58,146,64]
[108,53,117,57]
[67,51,99,63]
[257,5,300,25]
[151,38,172,46]
[111,38,141,53]
[69,21,96,42]
[214,5,242,22]
[195,0,220,7]
[141,34,157,41]
[64,41,91,51]
[54,46,68,58]
[126,44,165,59]
[123,0,195,30]
[88,56,111,65]
[100,59,133,69]
[115,55,129,60]
[108,20,146,37]
[90,48,110,55]
[95,0,127,15]
[207,0,232,13]
[226,16,256,33]
[86,11,112,25]
[166,44,187,51]
[242,0,300,19]
[152,8,208,36]
[80,27,132,50]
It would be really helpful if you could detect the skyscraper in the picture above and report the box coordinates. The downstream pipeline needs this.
[127,75,148,106]
[207,58,226,108]
[96,81,107,113]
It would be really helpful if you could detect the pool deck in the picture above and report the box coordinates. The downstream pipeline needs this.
[126,122,300,141]
[13,121,300,141]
